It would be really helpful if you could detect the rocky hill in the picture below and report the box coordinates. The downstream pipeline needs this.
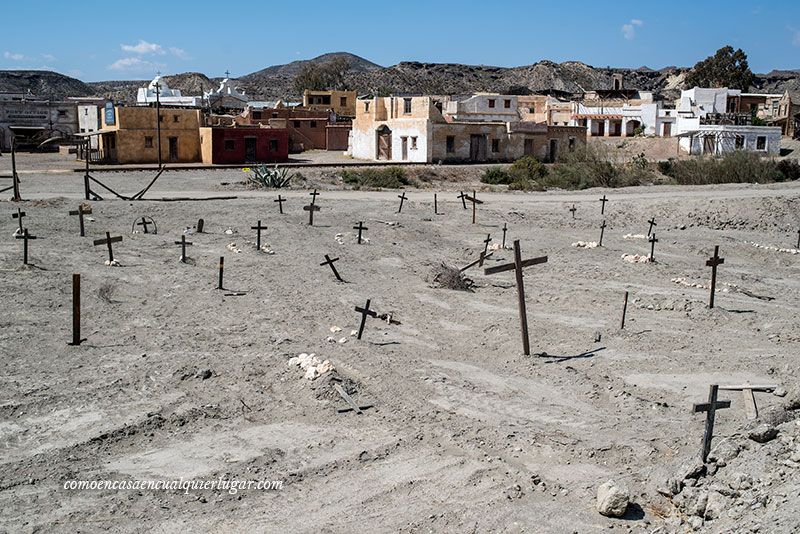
[1,52,798,103]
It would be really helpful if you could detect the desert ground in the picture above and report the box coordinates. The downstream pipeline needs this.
[1,153,799,533]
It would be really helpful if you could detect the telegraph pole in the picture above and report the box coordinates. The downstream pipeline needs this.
[155,80,163,168]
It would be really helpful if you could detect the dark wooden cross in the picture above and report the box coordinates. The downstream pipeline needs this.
[69,205,92,237]
[599,195,608,214]
[461,251,492,272]
[354,299,378,339]
[464,190,483,224]
[68,273,86,346]
[353,221,368,244]
[484,240,548,356]
[599,220,607,247]
[15,228,37,265]
[647,217,657,236]
[706,245,724,309]
[251,220,268,250]
[218,256,225,289]
[174,235,193,263]
[501,223,508,248]
[12,208,26,234]
[480,233,492,266]
[569,204,577,219]
[397,191,407,213]
[320,254,343,282]
[649,233,658,262]
[303,203,320,226]
[196,218,205,233]
[93,232,122,263]
[693,384,731,462]
[458,191,468,210]
[136,217,153,234]
[309,189,320,205]
[274,195,286,214]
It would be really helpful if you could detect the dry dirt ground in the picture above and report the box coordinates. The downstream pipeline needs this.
[1,157,799,533]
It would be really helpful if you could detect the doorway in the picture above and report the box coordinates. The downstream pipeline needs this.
[168,137,178,162]
[469,134,487,162]
[244,137,257,162]
[524,138,534,156]
[377,126,392,160]
[662,122,671,137]
[549,139,558,162]
[703,135,716,155]
[401,136,408,160]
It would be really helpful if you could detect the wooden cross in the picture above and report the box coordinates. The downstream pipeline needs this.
[93,232,122,263]
[334,384,373,414]
[692,384,731,462]
[458,191,468,210]
[599,195,608,214]
[12,208,26,233]
[354,299,378,339]
[706,245,724,309]
[69,205,92,237]
[647,217,657,236]
[218,256,225,289]
[15,228,37,265]
[353,221,368,244]
[464,190,483,224]
[320,254,343,282]
[196,218,205,233]
[174,235,193,263]
[599,220,607,247]
[719,384,778,420]
[397,191,407,213]
[461,251,492,272]
[309,189,320,205]
[136,217,153,234]
[620,290,629,329]
[68,273,86,346]
[649,233,658,262]
[303,203,320,226]
[251,220,268,250]
[569,204,577,219]
[501,223,508,248]
[480,233,492,266]
[484,240,548,356]
[274,195,286,214]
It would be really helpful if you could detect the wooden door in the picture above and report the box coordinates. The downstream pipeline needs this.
[168,137,178,161]
[377,128,392,160]
[401,136,408,160]
[663,122,671,137]
[244,137,257,161]
[470,134,487,162]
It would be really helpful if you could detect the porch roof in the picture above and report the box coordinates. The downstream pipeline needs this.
[572,114,624,120]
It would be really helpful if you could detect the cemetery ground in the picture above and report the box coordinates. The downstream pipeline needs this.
[1,158,799,532]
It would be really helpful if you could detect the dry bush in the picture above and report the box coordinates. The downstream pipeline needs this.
[98,283,117,303]
[430,263,474,292]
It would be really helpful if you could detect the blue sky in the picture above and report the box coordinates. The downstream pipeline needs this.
[1,0,799,81]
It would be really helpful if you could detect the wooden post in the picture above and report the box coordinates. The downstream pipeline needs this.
[69,273,84,346]
[196,218,205,233]
[218,256,224,290]
[620,290,629,329]
[501,223,508,249]
[472,190,477,224]
[434,193,439,215]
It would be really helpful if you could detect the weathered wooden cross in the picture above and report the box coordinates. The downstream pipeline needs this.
[274,195,286,214]
[12,208,25,234]
[719,384,778,420]
[353,221,368,244]
[15,228,37,265]
[304,203,320,226]
[484,240,548,355]
[647,217,657,236]
[599,195,608,214]
[460,251,492,272]
[569,204,577,219]
[599,220,607,247]
[649,233,658,262]
[334,384,374,414]
[692,384,731,462]
[251,220,268,250]
[320,254,343,282]
[93,232,122,263]
[706,245,724,308]
[501,223,508,249]
[174,235,193,263]
[309,189,320,205]
[480,233,492,266]
[69,205,92,237]
[464,190,483,224]
[218,256,225,289]
[458,191,468,210]
[397,191,407,213]
[136,216,154,234]
[354,299,378,339]
[68,273,86,346]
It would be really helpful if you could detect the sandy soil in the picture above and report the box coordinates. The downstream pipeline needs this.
[1,156,799,533]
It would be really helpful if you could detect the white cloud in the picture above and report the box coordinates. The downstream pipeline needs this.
[108,57,165,72]
[41,53,56,61]
[121,40,165,55]
[621,19,643,40]
[169,47,189,59]
[793,29,800,47]
[4,51,28,61]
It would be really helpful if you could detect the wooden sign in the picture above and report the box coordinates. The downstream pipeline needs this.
[69,205,92,237]
[705,245,724,308]
[320,254,343,282]
[692,384,731,462]
[196,218,205,233]
[93,232,122,263]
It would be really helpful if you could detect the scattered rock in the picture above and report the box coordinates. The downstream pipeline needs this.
[773,387,787,398]
[709,440,741,463]
[596,479,629,517]
[288,353,335,381]
[748,424,778,443]
[679,460,706,480]
[195,369,212,380]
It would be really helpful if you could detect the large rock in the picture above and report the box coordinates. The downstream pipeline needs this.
[596,479,629,517]
[709,439,740,463]
[748,423,778,443]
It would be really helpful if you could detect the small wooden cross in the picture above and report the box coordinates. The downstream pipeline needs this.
[136,217,153,234]
[457,191,468,210]
[251,220,268,250]
[354,299,378,339]
[303,203,320,226]
[480,233,492,266]
[649,233,658,262]
[599,220,607,247]
[647,217,657,236]
[397,191,407,213]
[93,232,122,263]
[501,223,508,249]
[174,235,193,263]
[599,195,608,214]
[569,204,577,219]
[15,228,37,265]
[460,251,492,272]
[11,208,26,234]
[334,384,373,414]
[706,245,724,309]
[69,205,92,237]
[692,384,731,462]
[484,240,548,356]
[353,221,368,244]
[274,195,286,214]
[320,254,343,282]
[464,190,483,224]
[309,189,320,205]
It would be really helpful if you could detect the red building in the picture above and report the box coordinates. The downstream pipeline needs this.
[200,126,289,164]
[241,105,350,152]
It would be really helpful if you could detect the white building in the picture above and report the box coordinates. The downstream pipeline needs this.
[204,77,247,110]
[136,75,201,107]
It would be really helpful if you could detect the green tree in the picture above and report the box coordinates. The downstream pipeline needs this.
[684,46,754,90]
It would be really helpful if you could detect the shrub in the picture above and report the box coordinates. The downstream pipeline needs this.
[544,144,648,189]
[480,156,548,186]
[777,159,800,181]
[480,168,514,185]
[509,156,548,181]
[341,167,412,189]
[658,151,788,185]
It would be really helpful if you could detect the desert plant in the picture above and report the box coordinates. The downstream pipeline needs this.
[430,263,474,292]
[248,165,295,188]
[341,167,412,189]
[480,168,513,185]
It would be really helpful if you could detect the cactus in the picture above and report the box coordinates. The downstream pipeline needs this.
[247,165,294,188]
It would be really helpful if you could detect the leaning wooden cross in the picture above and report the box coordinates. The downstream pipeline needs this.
[93,232,122,263]
[647,217,657,236]
[174,235,193,263]
[692,384,731,462]
[458,191,468,210]
[480,233,492,267]
[320,254,344,282]
[274,195,286,214]
[251,220,268,251]
[12,208,26,234]
[461,251,493,272]
[15,228,37,265]
[706,245,724,309]
[464,190,483,224]
[484,239,548,356]
[334,384,373,414]
[397,191,407,213]
[598,220,607,247]
[69,205,92,237]
[354,299,378,339]
[718,384,778,420]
